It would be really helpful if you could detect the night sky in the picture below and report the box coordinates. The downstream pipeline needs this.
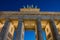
[0,0,60,11]
[0,0,60,40]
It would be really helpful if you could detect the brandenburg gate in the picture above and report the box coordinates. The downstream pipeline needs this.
[0,6,60,40]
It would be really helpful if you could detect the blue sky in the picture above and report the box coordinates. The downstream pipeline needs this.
[0,0,60,40]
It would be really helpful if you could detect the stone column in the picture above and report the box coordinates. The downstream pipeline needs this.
[37,19,43,40]
[50,19,59,40]
[15,19,23,40]
[21,21,24,40]
[0,19,10,40]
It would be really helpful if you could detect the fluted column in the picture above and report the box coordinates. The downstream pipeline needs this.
[50,19,59,40]
[37,19,43,40]
[0,19,10,40]
[15,19,23,40]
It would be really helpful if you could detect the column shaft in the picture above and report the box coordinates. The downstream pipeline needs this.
[37,19,43,40]
[15,19,23,40]
[0,19,10,40]
[50,19,59,40]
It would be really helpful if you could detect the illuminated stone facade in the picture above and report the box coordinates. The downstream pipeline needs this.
[0,7,60,40]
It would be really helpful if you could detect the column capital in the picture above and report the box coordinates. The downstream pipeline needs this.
[36,18,41,21]
[18,18,23,22]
